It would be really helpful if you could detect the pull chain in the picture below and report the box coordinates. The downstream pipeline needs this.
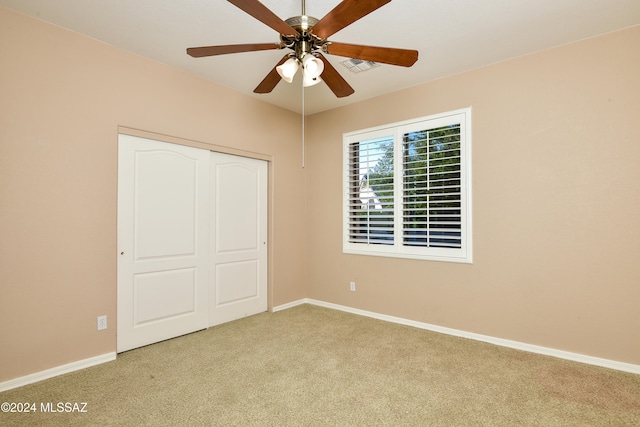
[301,0,307,168]
[302,73,305,168]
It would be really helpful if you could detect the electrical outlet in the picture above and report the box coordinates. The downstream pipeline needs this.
[97,315,107,331]
[350,281,356,292]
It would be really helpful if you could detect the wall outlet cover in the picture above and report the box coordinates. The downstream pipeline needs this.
[97,315,107,331]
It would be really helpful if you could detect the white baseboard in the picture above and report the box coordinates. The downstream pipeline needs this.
[275,298,640,375]
[272,298,308,312]
[0,352,116,393]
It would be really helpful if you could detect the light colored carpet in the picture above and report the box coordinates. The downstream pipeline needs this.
[1,304,639,426]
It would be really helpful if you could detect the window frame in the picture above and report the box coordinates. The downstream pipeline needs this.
[342,108,472,263]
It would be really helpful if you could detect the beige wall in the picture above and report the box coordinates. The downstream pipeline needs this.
[0,7,306,382]
[1,6,639,384]
[305,26,640,365]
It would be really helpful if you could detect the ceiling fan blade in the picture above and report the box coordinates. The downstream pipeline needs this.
[325,42,418,67]
[313,0,391,39]
[227,0,298,36]
[254,55,290,94]
[187,43,281,58]
[317,54,354,98]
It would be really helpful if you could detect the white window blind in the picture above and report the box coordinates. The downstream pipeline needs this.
[347,135,395,245]
[402,124,462,249]
[343,108,472,263]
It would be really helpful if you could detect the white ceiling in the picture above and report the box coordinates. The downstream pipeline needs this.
[2,0,639,115]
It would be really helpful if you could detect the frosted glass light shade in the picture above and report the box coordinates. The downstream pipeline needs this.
[303,74,322,87]
[276,58,299,83]
[302,54,324,79]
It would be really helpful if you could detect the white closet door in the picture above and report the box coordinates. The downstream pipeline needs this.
[210,152,268,326]
[117,134,210,352]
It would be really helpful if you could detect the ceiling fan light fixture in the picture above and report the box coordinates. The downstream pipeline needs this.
[303,74,322,87]
[276,57,300,83]
[302,54,324,79]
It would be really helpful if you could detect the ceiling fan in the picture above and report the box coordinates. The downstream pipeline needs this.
[187,0,419,98]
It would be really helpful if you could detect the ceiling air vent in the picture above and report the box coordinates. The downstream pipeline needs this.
[340,58,380,74]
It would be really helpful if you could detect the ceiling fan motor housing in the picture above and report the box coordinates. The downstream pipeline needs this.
[285,15,319,35]
[282,16,324,59]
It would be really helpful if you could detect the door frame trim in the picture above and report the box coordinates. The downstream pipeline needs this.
[118,126,272,161]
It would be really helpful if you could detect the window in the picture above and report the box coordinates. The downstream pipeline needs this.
[343,108,472,263]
